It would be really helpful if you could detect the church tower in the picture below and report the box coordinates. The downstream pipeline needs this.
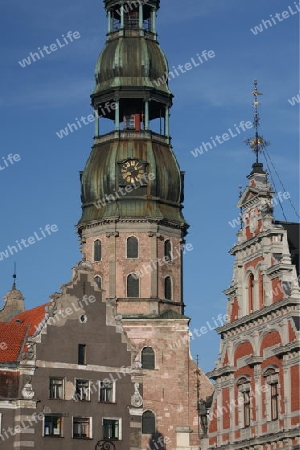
[78,0,187,317]
[207,82,300,450]
[78,1,213,448]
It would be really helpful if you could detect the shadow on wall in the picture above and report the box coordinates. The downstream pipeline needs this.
[147,430,166,450]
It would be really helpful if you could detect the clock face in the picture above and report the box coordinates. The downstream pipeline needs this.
[121,159,145,184]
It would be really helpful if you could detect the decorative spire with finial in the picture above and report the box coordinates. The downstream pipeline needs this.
[245,79,270,163]
[12,262,17,290]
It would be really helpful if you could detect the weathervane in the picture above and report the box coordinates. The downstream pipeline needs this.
[244,79,270,163]
[12,262,17,289]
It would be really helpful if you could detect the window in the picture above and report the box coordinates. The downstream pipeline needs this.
[124,11,139,29]
[78,344,86,365]
[142,410,155,434]
[103,419,121,440]
[243,390,251,427]
[94,276,102,289]
[164,240,172,262]
[237,376,251,428]
[127,274,139,297]
[44,415,62,437]
[73,417,92,439]
[75,380,90,401]
[248,273,254,312]
[49,378,64,399]
[99,381,114,403]
[263,367,279,421]
[271,383,279,420]
[124,115,135,129]
[141,347,155,370]
[127,236,138,258]
[94,240,102,262]
[164,276,172,300]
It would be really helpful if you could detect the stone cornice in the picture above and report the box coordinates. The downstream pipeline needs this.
[208,426,300,450]
[206,365,236,380]
[229,227,285,255]
[244,355,263,366]
[215,297,299,335]
[78,217,188,233]
[266,263,294,279]
[272,340,300,357]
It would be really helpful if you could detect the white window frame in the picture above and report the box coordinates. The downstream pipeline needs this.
[98,380,116,403]
[49,377,64,399]
[126,236,139,259]
[102,417,122,440]
[75,379,91,401]
[72,416,92,439]
[94,275,102,289]
[42,415,63,437]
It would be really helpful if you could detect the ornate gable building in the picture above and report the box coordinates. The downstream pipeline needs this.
[207,84,300,450]
[0,1,212,449]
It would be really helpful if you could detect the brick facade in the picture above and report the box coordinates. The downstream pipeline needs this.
[206,163,300,450]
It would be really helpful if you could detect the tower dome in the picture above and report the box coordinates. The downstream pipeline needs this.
[78,0,187,233]
[94,37,172,96]
[78,137,185,227]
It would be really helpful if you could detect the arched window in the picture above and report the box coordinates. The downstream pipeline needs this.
[94,240,102,262]
[248,273,254,313]
[141,347,155,370]
[164,276,172,300]
[127,274,139,297]
[164,240,172,262]
[142,410,155,434]
[94,276,102,289]
[127,236,138,258]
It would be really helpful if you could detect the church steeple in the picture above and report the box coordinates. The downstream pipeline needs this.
[0,268,25,322]
[236,80,275,242]
[77,0,188,317]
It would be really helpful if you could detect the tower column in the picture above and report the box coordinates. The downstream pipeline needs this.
[144,100,149,130]
[151,9,156,34]
[120,4,124,28]
[115,100,120,130]
[165,106,170,137]
[94,110,99,136]
[139,4,143,29]
[108,10,112,33]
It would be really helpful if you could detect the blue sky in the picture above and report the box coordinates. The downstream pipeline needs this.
[0,0,299,372]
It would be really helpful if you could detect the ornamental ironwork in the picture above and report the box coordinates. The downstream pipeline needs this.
[95,440,116,450]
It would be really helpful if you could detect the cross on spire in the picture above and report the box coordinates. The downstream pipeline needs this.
[244,79,270,163]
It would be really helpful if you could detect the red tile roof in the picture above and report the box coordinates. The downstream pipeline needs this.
[11,303,49,336]
[0,323,28,363]
[0,303,50,363]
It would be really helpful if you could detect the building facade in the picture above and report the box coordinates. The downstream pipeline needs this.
[0,1,213,449]
[0,266,144,450]
[207,90,300,450]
